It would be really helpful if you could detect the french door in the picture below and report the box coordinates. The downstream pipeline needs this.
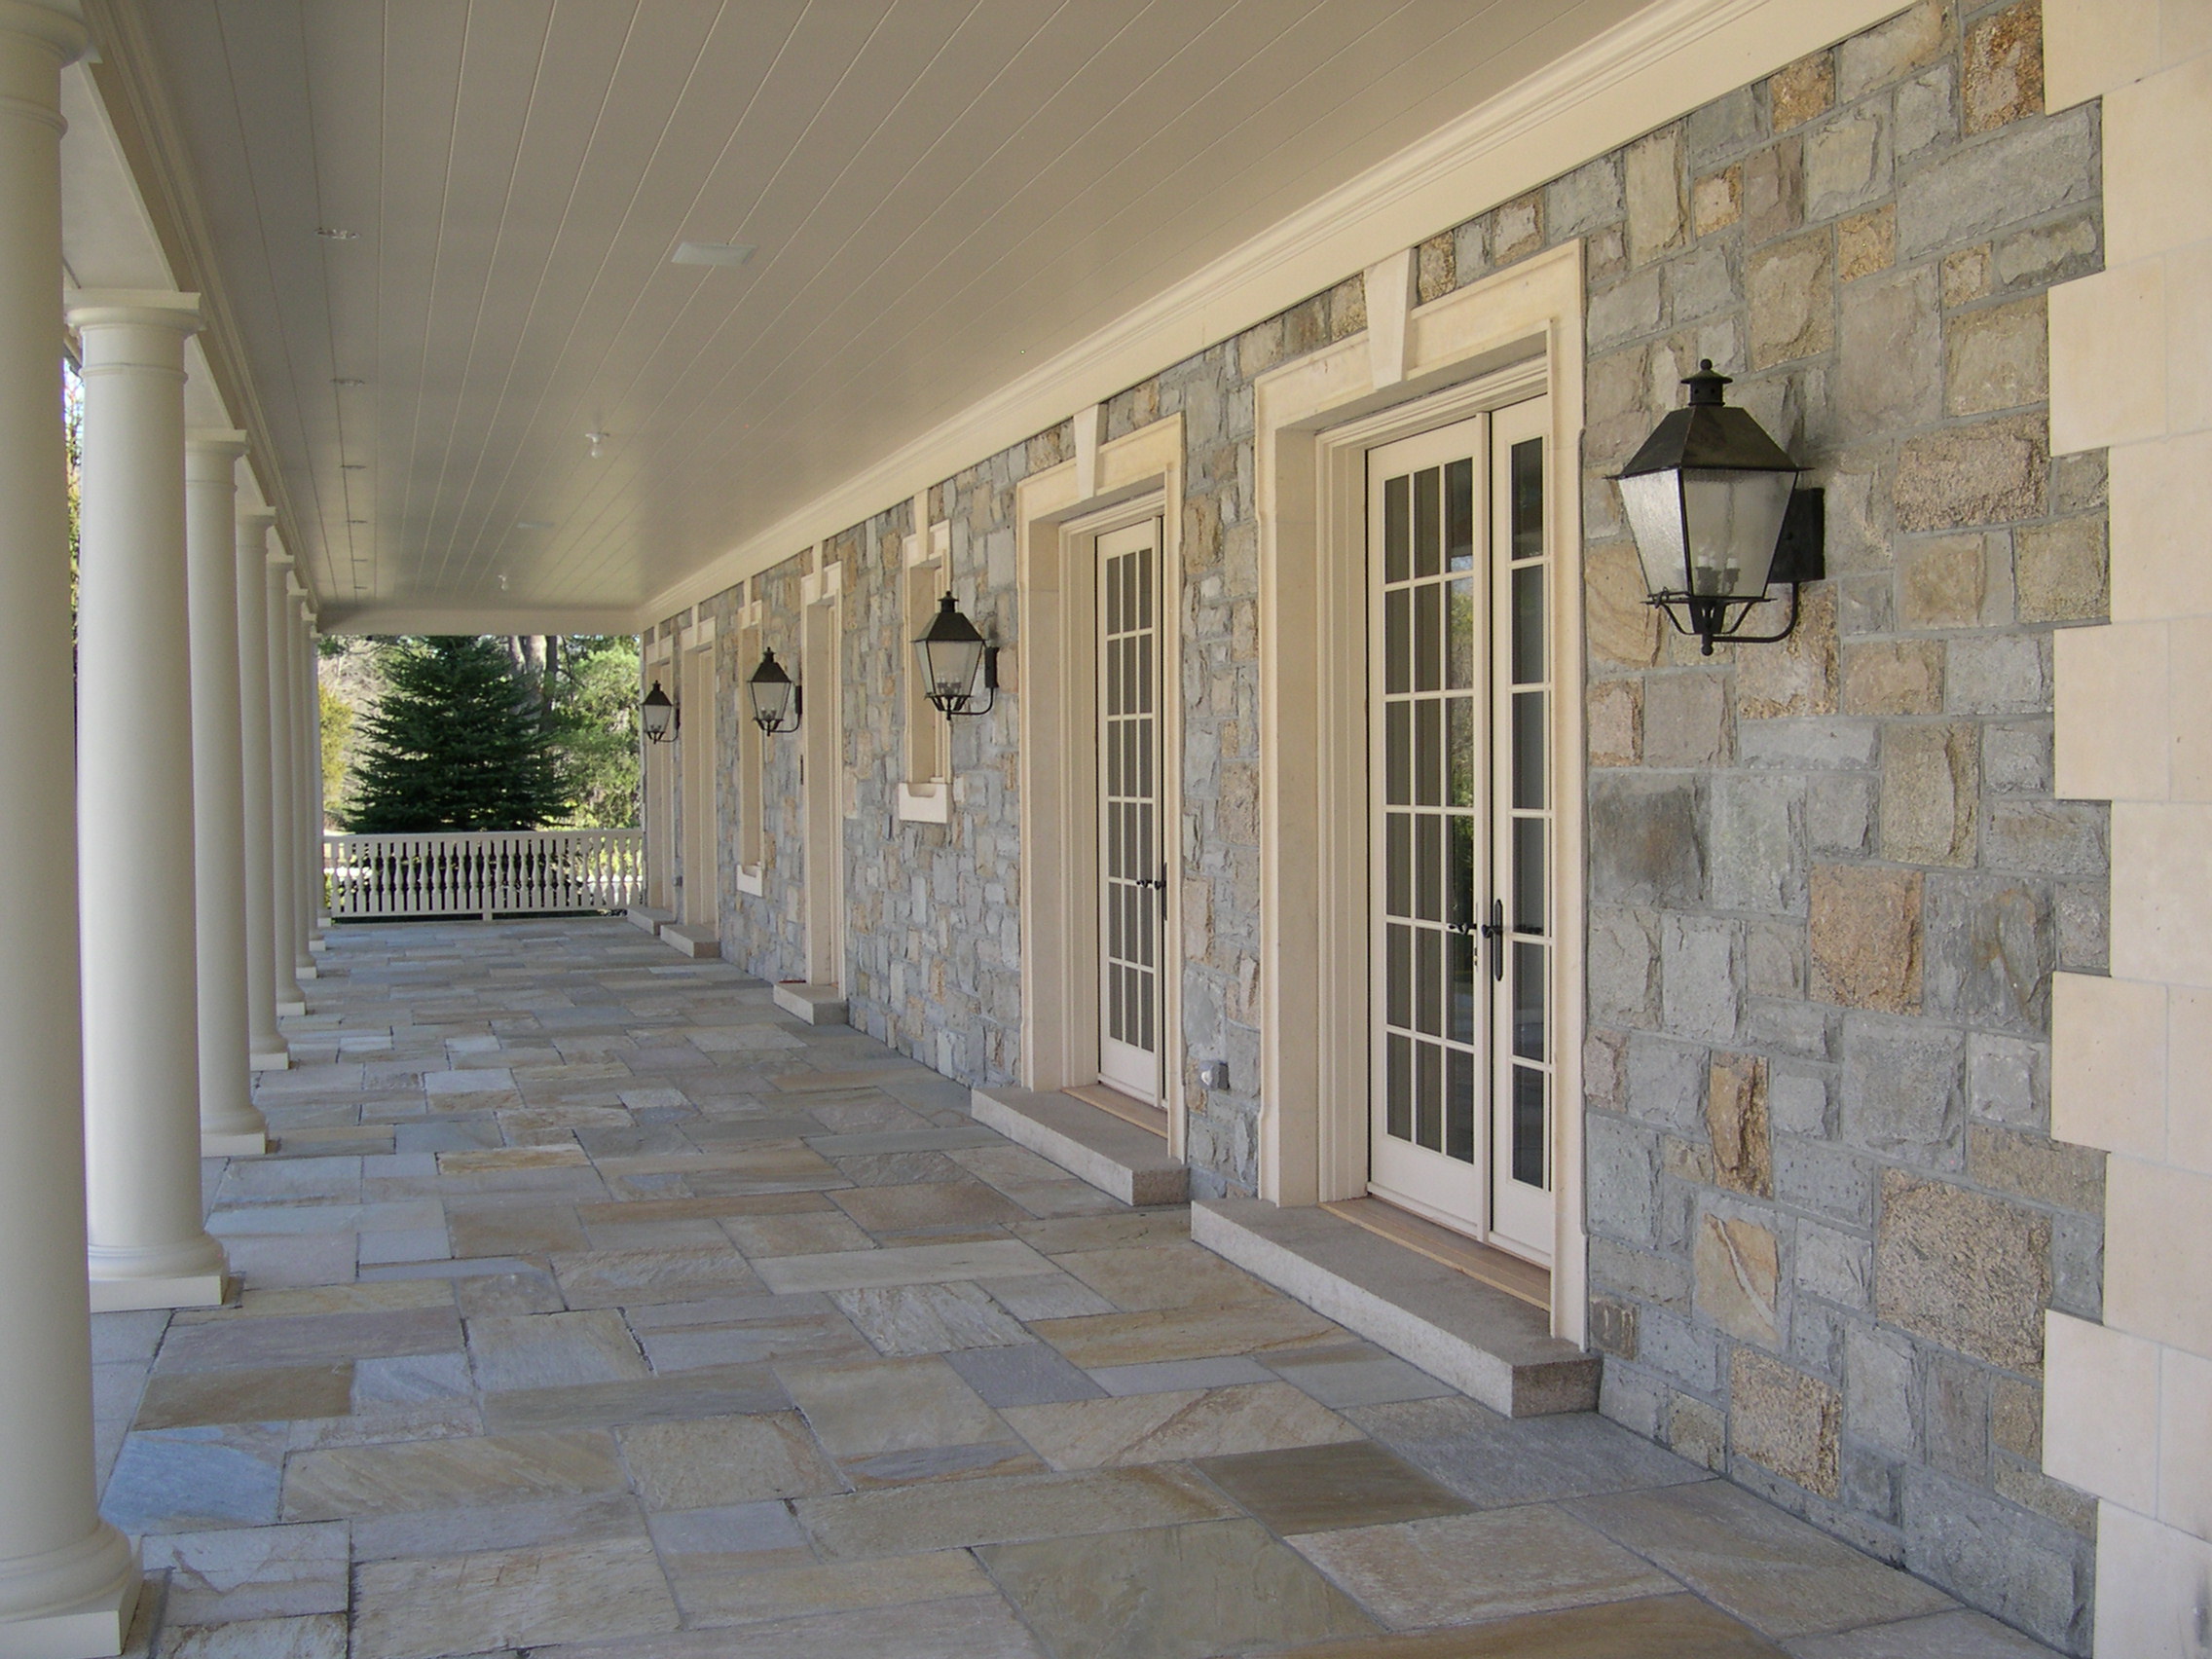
[1367,399,1554,1264]
[1097,519,1164,1104]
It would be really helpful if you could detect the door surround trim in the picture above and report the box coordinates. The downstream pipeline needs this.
[1014,413,1187,1161]
[799,555,846,993]
[1255,240,1587,1342]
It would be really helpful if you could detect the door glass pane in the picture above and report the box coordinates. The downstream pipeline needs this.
[1512,690,1546,810]
[1449,815,1475,932]
[1447,698,1474,808]
[1386,1035,1412,1140]
[1513,940,1546,1061]
[1417,1041,1442,1150]
[1386,703,1411,806]
[1449,931,1475,1045]
[1386,814,1411,914]
[1446,458,1475,571]
[1416,813,1441,922]
[1511,565,1544,684]
[1414,467,1441,578]
[1415,584,1441,691]
[1511,437,1544,560]
[1384,590,1410,696]
[1512,817,1545,935]
[1511,1065,1547,1186]
[1385,475,1410,584]
[1448,579,1475,688]
[1417,928,1442,1036]
[1447,1049,1475,1162]
[1387,923,1412,1027]
[1416,700,1441,807]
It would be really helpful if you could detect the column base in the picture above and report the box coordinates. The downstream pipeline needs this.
[294,962,317,981]
[0,1574,138,1659]
[276,997,306,1017]
[249,1046,290,1071]
[87,1271,228,1314]
[202,1129,267,1158]
[310,936,328,953]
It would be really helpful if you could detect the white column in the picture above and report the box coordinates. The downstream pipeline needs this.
[285,596,316,975]
[0,7,142,1651]
[307,623,329,937]
[184,431,268,1156]
[70,290,229,1314]
[264,552,305,1014]
[234,509,287,1069]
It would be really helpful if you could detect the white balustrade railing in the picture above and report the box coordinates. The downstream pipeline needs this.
[323,829,645,920]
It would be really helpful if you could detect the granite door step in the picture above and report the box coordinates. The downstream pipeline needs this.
[657,923,719,958]
[624,904,674,934]
[971,1087,1189,1207]
[1063,1083,1170,1139]
[1192,1198,1598,1418]
[772,982,849,1026]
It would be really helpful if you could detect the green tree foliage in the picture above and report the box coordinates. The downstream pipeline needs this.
[537,635,642,829]
[340,637,572,832]
[317,682,353,818]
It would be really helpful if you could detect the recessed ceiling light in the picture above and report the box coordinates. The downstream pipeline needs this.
[341,462,366,470]
[332,377,364,387]
[347,518,369,526]
[515,520,554,531]
[317,227,359,240]
[672,240,755,268]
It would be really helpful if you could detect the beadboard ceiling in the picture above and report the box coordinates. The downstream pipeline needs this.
[130,0,1640,625]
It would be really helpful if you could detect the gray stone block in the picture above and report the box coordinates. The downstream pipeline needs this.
[1776,1136,1879,1226]
[1590,773,1705,904]
[1740,718,1881,770]
[1661,915,1740,1043]
[1923,874,2052,1035]
[1835,264,1941,437]
[1984,800,2107,878]
[1846,1320,1918,1456]
[1625,1033,1708,1134]
[1769,1065,1830,1136]
[1899,1467,2092,1654]
[1807,773,1876,855]
[2048,1210,2104,1323]
[1547,153,1625,238]
[1896,107,2098,259]
[1711,774,1806,914]
[1842,1015,1966,1166]
[1947,634,2048,715]
[1638,1305,1723,1394]
[1969,1032,2046,1130]
[1686,84,1761,167]
[1807,104,1894,221]
[1590,907,1661,1028]
[1797,1218,1874,1310]
[1587,267,1662,350]
[1587,1112,1662,1246]
[1894,62,1959,165]
[1983,721,2053,794]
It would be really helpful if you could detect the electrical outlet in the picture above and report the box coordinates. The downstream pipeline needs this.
[1198,1059,1230,1090]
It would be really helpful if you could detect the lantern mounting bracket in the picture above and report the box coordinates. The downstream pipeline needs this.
[1646,487,1825,653]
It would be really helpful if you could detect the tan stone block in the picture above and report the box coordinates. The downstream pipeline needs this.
[1809,864,1923,1014]
[1750,230,1831,368]
[1587,540,1660,669]
[1880,722,1977,867]
[1696,1214,1782,1348]
[1839,0,1950,101]
[2016,514,2108,622]
[1836,206,1895,282]
[2110,801,2212,986]
[2049,263,2165,455]
[1996,1457,2100,1534]
[1729,1348,1840,1497]
[1942,245,1992,308]
[1707,1053,1772,1198]
[1733,585,1837,719]
[2105,55,2212,266]
[1899,535,1988,629]
[1416,232,1455,306]
[1965,0,2046,133]
[1625,128,1684,266]
[1968,1124,2107,1214]
[1589,679,1641,766]
[2113,431,2212,623]
[1743,139,1804,245]
[2043,1309,2158,1510]
[1894,414,2049,531]
[1692,166,1742,238]
[2053,621,2167,802]
[1769,50,1835,131]
[1993,1374,2042,1459]
[1842,640,1943,716]
[1947,294,2049,418]
[2105,1155,2212,1352]
[1875,1171,2051,1374]
[1493,192,1543,264]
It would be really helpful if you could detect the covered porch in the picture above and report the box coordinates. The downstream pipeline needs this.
[95,915,2018,1658]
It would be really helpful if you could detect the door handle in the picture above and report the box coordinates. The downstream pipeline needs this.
[1135,866,1167,916]
[1485,898,1506,982]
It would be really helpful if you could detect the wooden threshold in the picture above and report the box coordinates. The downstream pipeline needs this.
[1321,1197,1550,1310]
[1064,1083,1169,1140]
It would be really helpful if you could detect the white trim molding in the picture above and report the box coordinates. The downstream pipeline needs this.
[636,0,1902,633]
[1255,240,1588,1344]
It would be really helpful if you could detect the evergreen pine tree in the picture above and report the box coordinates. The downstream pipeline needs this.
[341,637,573,831]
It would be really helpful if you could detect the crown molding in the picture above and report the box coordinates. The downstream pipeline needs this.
[315,606,642,638]
[635,0,1905,631]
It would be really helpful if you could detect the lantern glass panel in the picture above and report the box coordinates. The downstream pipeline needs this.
[1617,469,1688,597]
[1680,467,1793,598]
[917,635,985,706]
[747,675,795,729]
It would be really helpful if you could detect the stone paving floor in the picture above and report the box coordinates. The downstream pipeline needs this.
[86,917,2065,1659]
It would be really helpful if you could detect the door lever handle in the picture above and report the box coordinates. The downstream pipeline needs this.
[1485,898,1506,982]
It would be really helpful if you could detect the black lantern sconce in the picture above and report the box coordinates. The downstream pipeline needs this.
[745,647,802,735]
[640,680,677,744]
[913,592,999,719]
[1614,360,1826,655]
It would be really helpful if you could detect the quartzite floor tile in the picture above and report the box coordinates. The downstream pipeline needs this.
[101,1424,288,1533]
[982,1517,1380,1659]
[829,1281,1033,1356]
[154,1309,462,1374]
[551,1244,767,1309]
[774,1354,1014,1458]
[830,1178,1032,1234]
[347,1491,647,1562]
[530,1594,1048,1659]
[944,1342,1109,1407]
[1030,1301,1343,1368]
[134,1365,354,1430]
[794,1464,1239,1559]
[1250,1593,1788,1658]
[278,1428,627,1520]
[751,1238,1057,1295]
[1567,1480,1957,1640]
[1196,1440,1472,1536]
[350,1536,681,1658]
[480,1367,791,1433]
[1291,1506,1677,1630]
[644,1499,813,1576]
[1052,1241,1289,1312]
[1349,1394,1714,1510]
[1261,1344,1457,1410]
[463,1310,650,1391]
[615,1412,845,1509]
[1003,1382,1363,1470]
[159,1612,350,1659]
[1782,1609,2066,1657]
[141,1522,350,1624]
[668,1548,991,1627]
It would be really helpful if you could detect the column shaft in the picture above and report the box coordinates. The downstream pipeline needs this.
[265,556,304,1014]
[285,600,315,975]
[71,292,229,1312]
[0,6,141,1647]
[184,432,267,1154]
[235,510,287,1068]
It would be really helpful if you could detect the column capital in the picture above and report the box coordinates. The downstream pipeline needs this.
[0,1,90,71]
[64,289,202,336]
[267,549,294,571]
[237,506,276,534]
[185,426,247,458]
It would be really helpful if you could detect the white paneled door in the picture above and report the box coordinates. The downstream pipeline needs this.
[1097,520,1164,1105]
[1367,401,1554,1264]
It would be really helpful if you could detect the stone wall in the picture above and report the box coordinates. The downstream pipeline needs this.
[1559,3,2107,1649]
[648,0,2105,1641]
